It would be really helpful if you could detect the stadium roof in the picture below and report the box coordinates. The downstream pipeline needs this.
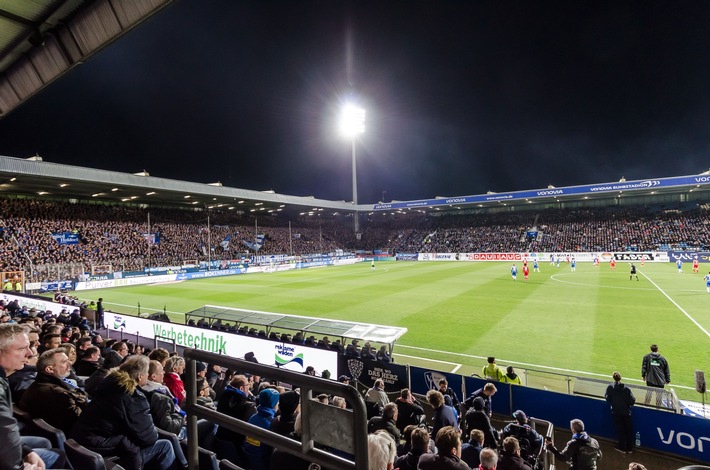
[0,154,357,214]
[185,304,408,346]
[0,0,174,118]
[2,154,709,217]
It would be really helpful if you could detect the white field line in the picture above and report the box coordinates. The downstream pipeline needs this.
[395,353,462,373]
[641,271,710,340]
[395,344,700,389]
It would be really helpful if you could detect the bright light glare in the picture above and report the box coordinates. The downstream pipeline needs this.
[339,104,365,138]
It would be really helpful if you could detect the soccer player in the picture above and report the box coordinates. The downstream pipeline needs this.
[511,264,517,282]
[523,264,529,281]
[556,255,561,268]
[533,259,539,272]
[630,263,639,281]
[570,257,576,272]
[676,258,683,274]
[550,255,555,267]
[593,256,599,267]
[371,259,375,271]
[610,258,616,271]
[693,256,699,273]
[705,272,710,293]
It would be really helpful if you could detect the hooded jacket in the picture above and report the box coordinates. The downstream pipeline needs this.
[641,352,670,387]
[71,369,157,469]
[605,382,635,416]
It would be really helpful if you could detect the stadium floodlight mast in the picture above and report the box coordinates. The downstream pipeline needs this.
[339,103,366,233]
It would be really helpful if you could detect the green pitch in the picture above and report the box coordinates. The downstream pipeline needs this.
[81,261,710,399]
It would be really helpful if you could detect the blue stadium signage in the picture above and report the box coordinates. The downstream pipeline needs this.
[372,174,710,210]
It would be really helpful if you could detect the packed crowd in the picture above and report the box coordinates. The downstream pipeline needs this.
[0,296,660,470]
[2,197,709,278]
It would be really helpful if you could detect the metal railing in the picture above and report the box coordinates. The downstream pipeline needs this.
[153,334,177,352]
[182,348,370,470]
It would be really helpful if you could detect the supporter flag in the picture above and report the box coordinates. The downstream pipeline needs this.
[142,233,160,244]
[219,234,232,250]
[200,241,207,256]
[51,232,79,245]
[242,234,266,251]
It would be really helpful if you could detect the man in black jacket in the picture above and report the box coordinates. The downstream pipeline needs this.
[545,419,602,470]
[214,374,257,466]
[20,348,88,434]
[367,402,401,442]
[71,355,176,469]
[605,371,636,453]
[395,388,425,432]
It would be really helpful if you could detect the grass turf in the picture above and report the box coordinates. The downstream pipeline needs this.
[79,261,710,399]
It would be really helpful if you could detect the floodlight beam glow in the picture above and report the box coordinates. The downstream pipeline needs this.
[339,104,366,138]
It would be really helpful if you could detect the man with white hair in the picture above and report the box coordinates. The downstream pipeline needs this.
[367,430,397,470]
[545,419,602,470]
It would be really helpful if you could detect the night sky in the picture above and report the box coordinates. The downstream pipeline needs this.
[1,1,710,204]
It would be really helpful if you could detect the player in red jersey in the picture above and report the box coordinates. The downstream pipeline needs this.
[523,264,529,280]
[610,259,616,271]
[693,256,699,273]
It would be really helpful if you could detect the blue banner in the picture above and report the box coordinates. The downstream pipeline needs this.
[373,174,710,210]
[51,232,79,245]
[669,251,710,262]
[39,280,75,292]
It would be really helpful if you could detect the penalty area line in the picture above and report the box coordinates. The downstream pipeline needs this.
[642,272,710,340]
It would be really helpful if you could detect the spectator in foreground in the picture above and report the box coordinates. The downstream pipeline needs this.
[366,378,390,411]
[464,397,498,449]
[418,426,469,470]
[480,448,499,470]
[243,388,280,470]
[368,402,401,442]
[395,388,425,432]
[20,348,89,433]
[214,374,257,466]
[427,389,457,440]
[71,355,177,469]
[367,430,397,470]
[461,429,485,469]
[0,324,65,469]
[163,355,186,406]
[545,419,602,470]
[393,426,430,470]
[605,371,636,453]
[498,436,532,470]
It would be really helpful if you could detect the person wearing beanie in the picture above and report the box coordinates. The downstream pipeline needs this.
[243,388,280,470]
[502,365,523,385]
[271,390,300,436]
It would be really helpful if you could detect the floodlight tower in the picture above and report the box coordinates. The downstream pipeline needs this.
[339,103,365,234]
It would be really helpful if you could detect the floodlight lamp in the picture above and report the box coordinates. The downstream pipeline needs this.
[339,104,366,138]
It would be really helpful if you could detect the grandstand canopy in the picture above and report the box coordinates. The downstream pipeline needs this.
[0,0,174,118]
[185,304,408,347]
[0,155,355,214]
